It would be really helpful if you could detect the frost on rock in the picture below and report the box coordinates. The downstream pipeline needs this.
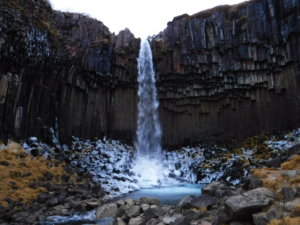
[22,128,300,199]
[26,28,51,59]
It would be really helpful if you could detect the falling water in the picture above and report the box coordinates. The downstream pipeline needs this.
[133,40,165,188]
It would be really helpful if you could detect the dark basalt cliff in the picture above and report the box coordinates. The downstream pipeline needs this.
[0,0,140,143]
[152,0,300,145]
[1,0,300,146]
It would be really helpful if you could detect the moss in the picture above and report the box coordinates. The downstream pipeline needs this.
[252,155,300,193]
[9,1,25,12]
[37,19,57,36]
[234,133,272,160]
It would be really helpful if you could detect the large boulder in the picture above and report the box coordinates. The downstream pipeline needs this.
[96,203,118,219]
[224,188,275,220]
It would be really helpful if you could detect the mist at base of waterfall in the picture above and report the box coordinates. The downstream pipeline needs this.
[132,156,180,188]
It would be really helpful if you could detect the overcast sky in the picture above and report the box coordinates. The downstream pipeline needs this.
[49,0,247,38]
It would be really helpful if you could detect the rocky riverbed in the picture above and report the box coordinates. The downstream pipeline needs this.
[0,129,300,224]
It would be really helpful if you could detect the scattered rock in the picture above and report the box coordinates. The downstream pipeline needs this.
[225,188,275,220]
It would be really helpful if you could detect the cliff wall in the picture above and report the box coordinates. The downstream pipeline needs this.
[1,0,300,147]
[0,0,139,144]
[152,0,300,145]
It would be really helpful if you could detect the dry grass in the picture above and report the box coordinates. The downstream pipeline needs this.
[268,216,300,225]
[0,142,67,207]
[293,204,300,216]
[281,155,300,170]
[252,155,300,192]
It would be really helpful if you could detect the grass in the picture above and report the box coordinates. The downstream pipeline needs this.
[268,216,300,225]
[281,155,300,170]
[251,155,300,192]
[0,142,68,207]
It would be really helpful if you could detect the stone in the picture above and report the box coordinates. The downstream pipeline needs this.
[202,182,225,196]
[176,194,215,211]
[252,207,278,225]
[128,216,145,225]
[265,158,282,168]
[182,209,206,220]
[199,222,212,225]
[148,198,160,206]
[171,216,191,225]
[47,197,59,206]
[126,205,141,218]
[144,205,163,219]
[116,218,127,225]
[225,188,275,220]
[125,199,135,206]
[162,216,176,224]
[281,187,295,201]
[0,161,9,166]
[141,204,150,211]
[96,203,118,219]
[146,218,160,225]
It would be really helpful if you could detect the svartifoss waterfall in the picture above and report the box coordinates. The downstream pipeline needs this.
[133,40,166,188]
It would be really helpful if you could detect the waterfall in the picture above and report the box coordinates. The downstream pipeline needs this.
[133,40,165,188]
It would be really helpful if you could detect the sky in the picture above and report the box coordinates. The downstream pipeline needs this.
[49,0,247,39]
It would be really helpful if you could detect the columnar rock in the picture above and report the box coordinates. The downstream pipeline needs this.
[1,0,300,146]
[0,0,140,144]
[152,0,300,146]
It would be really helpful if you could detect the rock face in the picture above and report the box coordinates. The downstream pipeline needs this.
[0,0,140,144]
[152,0,300,145]
[1,0,300,146]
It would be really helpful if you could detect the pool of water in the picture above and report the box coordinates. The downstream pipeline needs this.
[45,184,204,225]
[117,183,204,205]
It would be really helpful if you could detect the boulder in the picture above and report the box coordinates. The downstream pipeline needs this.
[225,188,275,220]
[202,182,225,196]
[128,216,146,225]
[176,194,215,211]
[126,205,141,218]
[96,203,118,219]
[143,205,163,219]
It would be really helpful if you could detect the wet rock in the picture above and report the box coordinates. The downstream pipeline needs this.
[225,188,275,220]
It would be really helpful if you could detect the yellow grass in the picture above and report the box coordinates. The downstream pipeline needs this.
[268,216,300,225]
[281,155,300,170]
[0,142,67,207]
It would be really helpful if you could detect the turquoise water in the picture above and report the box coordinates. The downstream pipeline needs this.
[45,184,204,224]
[118,184,204,205]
